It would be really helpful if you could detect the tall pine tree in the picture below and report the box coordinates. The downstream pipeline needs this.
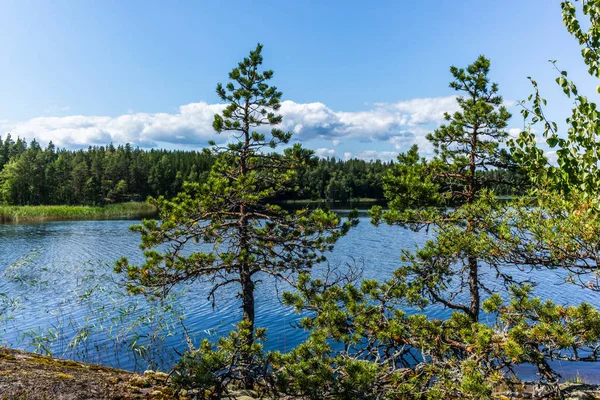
[116,44,356,382]
[372,56,512,321]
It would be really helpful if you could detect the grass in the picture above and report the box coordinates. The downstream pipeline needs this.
[0,202,157,223]
[565,371,587,384]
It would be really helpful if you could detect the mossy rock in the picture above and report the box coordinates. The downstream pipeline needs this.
[0,346,179,400]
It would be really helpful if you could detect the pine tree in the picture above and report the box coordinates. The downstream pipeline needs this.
[372,56,512,321]
[116,44,356,384]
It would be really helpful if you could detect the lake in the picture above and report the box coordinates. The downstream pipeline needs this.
[1,214,599,381]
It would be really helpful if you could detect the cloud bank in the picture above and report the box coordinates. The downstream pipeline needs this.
[1,96,462,157]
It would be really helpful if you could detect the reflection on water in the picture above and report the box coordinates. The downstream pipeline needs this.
[0,217,599,380]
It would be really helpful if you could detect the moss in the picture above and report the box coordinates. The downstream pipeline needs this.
[106,376,123,385]
[55,373,75,380]
[128,375,152,388]
[24,353,121,374]
[120,383,143,394]
[0,352,17,361]
[148,388,179,400]
[25,355,83,369]
[144,370,169,380]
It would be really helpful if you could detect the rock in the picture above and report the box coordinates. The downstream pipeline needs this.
[0,346,178,399]
[565,390,597,400]
[225,389,260,399]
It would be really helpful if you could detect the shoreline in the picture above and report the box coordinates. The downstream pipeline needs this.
[0,202,157,224]
[0,200,382,224]
[0,346,597,399]
[0,346,175,399]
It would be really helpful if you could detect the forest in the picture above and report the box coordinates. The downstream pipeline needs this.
[0,136,522,206]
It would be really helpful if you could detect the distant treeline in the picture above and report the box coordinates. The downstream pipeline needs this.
[0,135,213,206]
[0,135,524,206]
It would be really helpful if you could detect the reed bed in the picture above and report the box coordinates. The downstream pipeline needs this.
[0,202,156,223]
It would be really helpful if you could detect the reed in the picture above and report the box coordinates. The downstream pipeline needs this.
[0,202,156,223]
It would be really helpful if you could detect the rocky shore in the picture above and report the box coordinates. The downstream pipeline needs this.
[0,346,598,400]
[0,347,174,399]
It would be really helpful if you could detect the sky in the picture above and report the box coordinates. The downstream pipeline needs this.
[0,0,597,161]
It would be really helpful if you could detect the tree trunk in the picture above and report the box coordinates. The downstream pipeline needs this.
[239,98,255,389]
[467,121,480,322]
[240,264,255,333]
[238,208,256,389]
[468,255,480,322]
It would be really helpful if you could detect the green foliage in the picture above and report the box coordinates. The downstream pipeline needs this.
[372,56,513,321]
[116,44,357,385]
[470,189,600,293]
[428,56,513,203]
[500,0,600,293]
[172,321,273,399]
[0,202,155,223]
[273,272,600,399]
[0,135,526,207]
[370,145,441,227]
[563,0,600,78]
[511,0,600,198]
[0,139,214,206]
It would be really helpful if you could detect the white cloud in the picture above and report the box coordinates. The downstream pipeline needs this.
[0,96,462,152]
[545,150,558,165]
[375,96,458,126]
[279,96,458,143]
[509,128,522,138]
[315,147,335,158]
[412,135,435,156]
[388,132,416,150]
[1,102,226,148]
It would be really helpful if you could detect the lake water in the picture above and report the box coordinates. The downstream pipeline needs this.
[1,214,599,381]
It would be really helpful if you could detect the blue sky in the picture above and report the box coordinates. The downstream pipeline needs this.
[0,0,596,160]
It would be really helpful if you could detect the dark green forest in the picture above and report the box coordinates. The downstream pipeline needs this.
[0,134,524,206]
